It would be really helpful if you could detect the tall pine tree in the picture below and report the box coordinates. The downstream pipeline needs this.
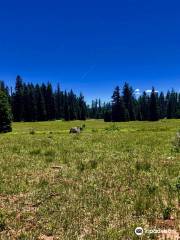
[0,90,12,133]
[12,75,24,121]
[149,87,159,121]
[78,93,86,120]
[111,86,128,122]
[123,82,136,120]
[55,84,62,119]
[46,83,55,120]
[35,84,47,121]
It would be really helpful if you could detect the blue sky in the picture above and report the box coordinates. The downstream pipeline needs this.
[0,0,179,102]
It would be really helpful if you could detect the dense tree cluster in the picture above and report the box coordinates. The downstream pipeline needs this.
[1,76,87,122]
[105,83,180,122]
[0,77,179,127]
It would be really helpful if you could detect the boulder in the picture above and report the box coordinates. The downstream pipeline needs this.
[69,127,81,134]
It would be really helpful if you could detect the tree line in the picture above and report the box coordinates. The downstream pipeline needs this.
[7,75,86,122]
[0,76,180,132]
[104,83,180,122]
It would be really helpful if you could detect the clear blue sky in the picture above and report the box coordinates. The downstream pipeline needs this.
[0,0,179,102]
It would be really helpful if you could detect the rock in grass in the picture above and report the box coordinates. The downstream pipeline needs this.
[69,127,81,134]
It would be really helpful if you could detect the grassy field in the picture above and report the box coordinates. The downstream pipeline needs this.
[0,119,179,239]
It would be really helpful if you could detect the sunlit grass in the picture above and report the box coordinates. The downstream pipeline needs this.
[0,119,179,239]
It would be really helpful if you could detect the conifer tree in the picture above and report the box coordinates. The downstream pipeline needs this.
[12,75,24,121]
[0,81,9,96]
[0,90,12,133]
[159,92,166,119]
[78,93,86,120]
[149,87,159,121]
[46,83,55,120]
[123,82,136,120]
[64,91,70,121]
[167,90,177,119]
[139,91,149,120]
[23,84,31,121]
[112,86,121,122]
[35,84,47,121]
[104,103,112,122]
[29,84,38,121]
[55,84,62,119]
[68,90,77,120]
[176,93,180,118]
[111,86,128,122]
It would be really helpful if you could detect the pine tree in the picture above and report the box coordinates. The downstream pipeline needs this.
[46,83,55,120]
[35,84,47,121]
[136,104,143,121]
[123,82,136,120]
[104,103,112,122]
[167,90,177,119]
[64,91,70,121]
[68,90,77,120]
[159,92,166,119]
[149,87,159,121]
[78,93,86,120]
[139,91,149,120]
[98,99,102,118]
[29,84,38,121]
[176,93,180,118]
[12,75,24,121]
[0,81,9,96]
[23,84,31,121]
[0,90,12,133]
[90,100,96,118]
[55,84,62,119]
[111,86,128,122]
[112,86,121,122]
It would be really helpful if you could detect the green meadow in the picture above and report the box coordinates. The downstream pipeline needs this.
[0,119,179,239]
